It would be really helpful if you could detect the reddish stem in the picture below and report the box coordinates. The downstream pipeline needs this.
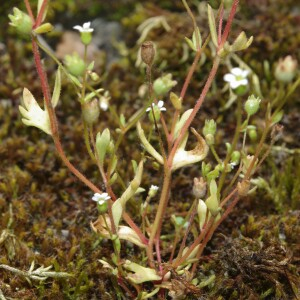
[175,205,197,261]
[172,217,214,268]
[32,37,104,194]
[123,213,148,245]
[34,0,48,28]
[218,4,224,45]
[169,38,209,144]
[32,36,149,245]
[24,0,35,23]
[168,56,221,166]
[220,0,239,47]
[155,239,163,274]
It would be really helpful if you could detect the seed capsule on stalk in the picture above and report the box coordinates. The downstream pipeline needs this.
[141,41,155,66]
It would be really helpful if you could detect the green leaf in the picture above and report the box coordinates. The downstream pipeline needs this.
[51,67,61,108]
[271,110,283,124]
[185,37,196,51]
[96,129,111,166]
[207,4,218,47]
[87,61,95,71]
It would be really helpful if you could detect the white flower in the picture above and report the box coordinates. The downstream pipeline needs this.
[19,88,52,135]
[150,185,159,191]
[73,22,94,33]
[92,192,111,205]
[99,99,109,111]
[223,67,249,89]
[99,91,111,111]
[146,100,166,112]
[148,185,159,198]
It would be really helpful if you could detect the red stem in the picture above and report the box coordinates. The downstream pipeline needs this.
[34,0,48,28]
[168,56,221,166]
[220,0,239,47]
[123,213,148,245]
[218,4,224,45]
[31,35,148,245]
[24,0,35,23]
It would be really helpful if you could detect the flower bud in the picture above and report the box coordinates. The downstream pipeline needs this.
[82,99,100,125]
[203,119,216,136]
[64,53,85,77]
[205,179,219,216]
[237,180,250,197]
[153,74,177,96]
[8,7,32,36]
[82,32,93,45]
[193,177,207,199]
[203,119,216,145]
[89,72,100,81]
[96,129,111,166]
[148,105,161,123]
[97,201,108,214]
[234,85,248,96]
[197,199,207,230]
[274,56,298,83]
[99,91,111,111]
[170,92,182,110]
[230,151,241,166]
[225,142,232,153]
[248,128,257,142]
[244,95,261,116]
[241,155,257,176]
[141,41,155,66]
[201,162,212,177]
[171,215,185,229]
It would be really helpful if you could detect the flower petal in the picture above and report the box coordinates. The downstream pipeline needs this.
[231,67,243,76]
[241,70,250,77]
[230,80,241,89]
[157,100,164,108]
[73,25,83,32]
[83,22,91,29]
[223,74,235,83]
[239,79,248,86]
[92,193,101,201]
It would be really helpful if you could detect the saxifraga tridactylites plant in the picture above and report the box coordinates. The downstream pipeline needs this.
[8,0,299,298]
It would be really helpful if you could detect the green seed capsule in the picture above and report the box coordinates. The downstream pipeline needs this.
[244,95,261,116]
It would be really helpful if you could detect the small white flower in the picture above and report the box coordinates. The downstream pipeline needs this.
[99,99,109,111]
[146,100,166,112]
[224,67,249,89]
[150,185,159,191]
[92,192,111,205]
[99,91,111,111]
[230,162,237,168]
[148,185,159,198]
[73,22,94,33]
